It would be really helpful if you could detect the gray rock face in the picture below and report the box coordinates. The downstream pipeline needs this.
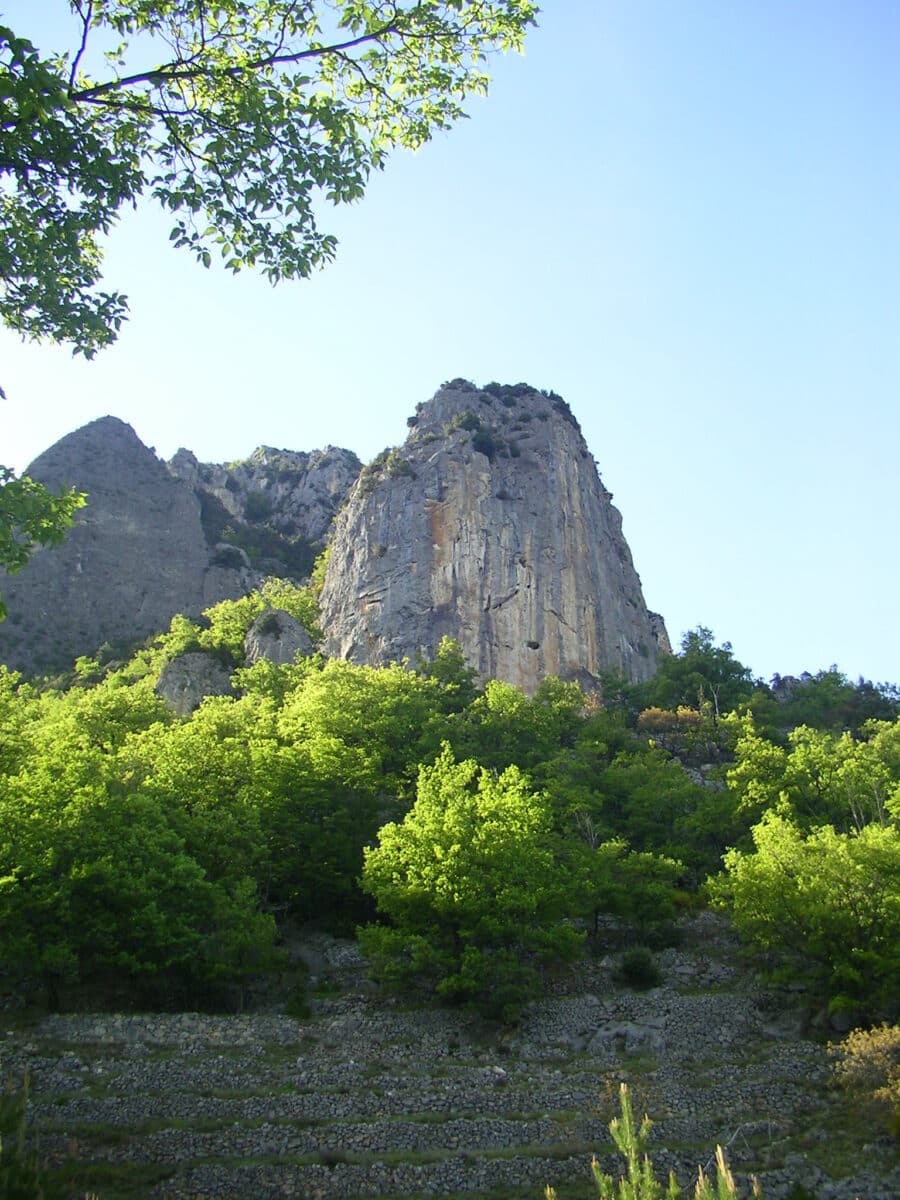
[320,382,668,693]
[155,652,234,716]
[243,608,314,665]
[0,421,359,677]
[0,385,668,689]
[168,444,361,546]
[0,418,254,675]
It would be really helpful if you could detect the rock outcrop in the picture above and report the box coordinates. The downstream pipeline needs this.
[1,383,667,689]
[243,608,315,665]
[168,444,361,551]
[155,651,234,716]
[320,381,668,693]
[0,420,358,676]
[0,418,255,675]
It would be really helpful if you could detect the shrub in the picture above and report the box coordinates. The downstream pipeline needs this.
[829,1023,900,1136]
[244,490,273,522]
[472,429,499,460]
[444,409,482,435]
[616,946,662,990]
[385,450,415,479]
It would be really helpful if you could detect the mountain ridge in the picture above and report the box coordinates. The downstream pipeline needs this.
[1,383,667,686]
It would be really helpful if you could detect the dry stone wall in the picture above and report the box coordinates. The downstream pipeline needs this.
[7,914,898,1200]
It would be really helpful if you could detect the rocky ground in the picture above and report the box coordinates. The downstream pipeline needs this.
[3,913,898,1200]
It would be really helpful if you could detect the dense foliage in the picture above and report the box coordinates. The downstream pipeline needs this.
[360,745,583,1019]
[0,607,898,1021]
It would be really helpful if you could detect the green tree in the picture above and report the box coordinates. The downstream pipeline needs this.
[711,812,900,1016]
[415,635,479,713]
[446,676,585,771]
[1,2,537,356]
[277,658,442,801]
[755,668,900,738]
[359,744,582,1019]
[0,672,276,1007]
[725,713,900,832]
[648,627,756,718]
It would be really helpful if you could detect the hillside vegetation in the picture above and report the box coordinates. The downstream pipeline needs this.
[1,584,898,1034]
[2,585,900,1197]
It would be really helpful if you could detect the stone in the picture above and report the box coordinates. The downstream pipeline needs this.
[0,384,668,692]
[168,443,362,545]
[155,651,234,716]
[0,421,358,676]
[320,381,669,694]
[243,608,315,665]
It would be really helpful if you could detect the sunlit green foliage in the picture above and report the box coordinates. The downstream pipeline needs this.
[1,3,537,357]
[443,676,585,771]
[1,579,898,1021]
[199,577,321,662]
[359,744,583,1018]
[546,1084,756,1200]
[711,812,900,1015]
[830,1023,900,1136]
[725,714,900,831]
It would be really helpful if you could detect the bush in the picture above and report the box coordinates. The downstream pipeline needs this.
[830,1023,900,1136]
[444,409,482,435]
[243,490,273,522]
[471,429,499,460]
[616,947,662,991]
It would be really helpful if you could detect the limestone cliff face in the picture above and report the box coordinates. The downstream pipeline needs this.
[0,418,253,675]
[320,381,668,692]
[0,420,359,675]
[168,444,361,546]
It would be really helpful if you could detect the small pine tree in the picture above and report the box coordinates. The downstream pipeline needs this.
[545,1084,761,1200]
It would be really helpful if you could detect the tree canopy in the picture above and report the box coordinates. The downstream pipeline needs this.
[1,0,537,357]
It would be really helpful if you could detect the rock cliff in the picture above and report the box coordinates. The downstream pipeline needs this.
[319,381,668,693]
[0,420,359,675]
[1,384,666,687]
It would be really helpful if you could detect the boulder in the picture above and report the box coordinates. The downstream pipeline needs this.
[243,608,314,665]
[155,651,234,716]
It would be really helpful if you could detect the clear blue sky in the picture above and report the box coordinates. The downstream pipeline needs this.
[3,2,898,686]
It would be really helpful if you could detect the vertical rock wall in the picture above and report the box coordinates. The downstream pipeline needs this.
[320,382,668,693]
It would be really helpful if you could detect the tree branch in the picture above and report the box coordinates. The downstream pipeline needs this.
[70,20,402,103]
[68,0,94,91]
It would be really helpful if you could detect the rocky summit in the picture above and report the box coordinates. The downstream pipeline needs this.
[321,381,668,693]
[0,420,359,675]
[2,383,667,687]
